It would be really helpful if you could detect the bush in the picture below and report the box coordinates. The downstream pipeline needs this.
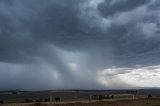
[45,98,50,102]
[99,95,103,100]
[24,99,34,103]
[106,95,110,99]
[148,94,152,99]
[55,97,61,102]
[111,95,114,99]
[0,100,4,104]
[36,99,43,102]
[35,102,41,105]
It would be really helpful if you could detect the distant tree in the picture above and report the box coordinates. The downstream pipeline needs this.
[0,100,4,104]
[45,98,50,102]
[106,95,110,99]
[36,99,43,102]
[12,91,18,95]
[55,97,60,102]
[34,102,41,105]
[147,94,152,104]
[98,95,103,100]
[24,99,34,103]
[111,95,114,99]
[148,94,152,99]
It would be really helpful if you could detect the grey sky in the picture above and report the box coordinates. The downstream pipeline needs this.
[0,0,160,90]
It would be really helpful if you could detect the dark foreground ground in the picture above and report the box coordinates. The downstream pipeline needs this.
[0,89,160,106]
[1,98,160,106]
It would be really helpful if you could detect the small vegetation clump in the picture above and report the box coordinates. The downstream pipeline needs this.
[111,95,114,99]
[36,98,43,102]
[44,98,50,102]
[0,100,4,104]
[24,99,34,103]
[148,94,152,99]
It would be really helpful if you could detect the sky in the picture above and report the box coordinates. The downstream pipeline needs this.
[0,0,160,90]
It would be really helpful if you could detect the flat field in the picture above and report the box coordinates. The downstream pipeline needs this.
[1,98,160,106]
[0,90,160,106]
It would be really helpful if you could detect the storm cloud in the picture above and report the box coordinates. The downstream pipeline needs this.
[0,0,160,90]
[98,0,150,17]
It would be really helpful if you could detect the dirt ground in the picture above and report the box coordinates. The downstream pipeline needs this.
[0,90,160,106]
[1,98,160,106]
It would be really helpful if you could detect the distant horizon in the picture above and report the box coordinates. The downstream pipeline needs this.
[1,87,160,92]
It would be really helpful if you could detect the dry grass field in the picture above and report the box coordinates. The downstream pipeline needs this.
[0,90,160,106]
[1,98,160,106]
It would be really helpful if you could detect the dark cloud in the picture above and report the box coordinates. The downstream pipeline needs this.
[0,0,85,63]
[0,0,13,4]
[0,0,106,90]
[102,23,160,67]
[0,0,160,90]
[148,0,160,10]
[98,0,150,17]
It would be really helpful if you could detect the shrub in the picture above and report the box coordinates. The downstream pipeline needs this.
[55,97,60,102]
[34,102,41,106]
[36,99,43,102]
[24,99,34,103]
[148,94,152,99]
[45,98,50,102]
[106,95,110,99]
[111,95,114,99]
[99,95,103,100]
[0,100,4,104]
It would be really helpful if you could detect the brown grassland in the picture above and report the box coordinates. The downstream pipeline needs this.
[0,91,160,106]
[1,97,160,106]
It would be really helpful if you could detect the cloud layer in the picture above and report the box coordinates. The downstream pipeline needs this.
[0,0,160,90]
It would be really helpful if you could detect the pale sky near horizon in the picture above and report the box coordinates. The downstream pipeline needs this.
[0,0,160,90]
